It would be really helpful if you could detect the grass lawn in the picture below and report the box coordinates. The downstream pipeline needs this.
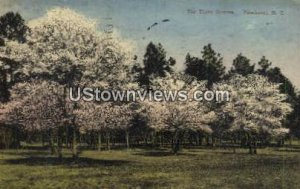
[0,145,300,189]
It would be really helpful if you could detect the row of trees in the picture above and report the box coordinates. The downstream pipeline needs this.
[0,8,299,157]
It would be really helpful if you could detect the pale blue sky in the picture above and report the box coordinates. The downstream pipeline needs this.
[1,0,299,89]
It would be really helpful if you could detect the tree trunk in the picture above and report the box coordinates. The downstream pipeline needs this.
[3,133,8,149]
[232,136,236,153]
[205,135,210,146]
[196,132,200,146]
[106,131,111,151]
[160,133,164,147]
[253,140,257,154]
[144,134,148,145]
[172,130,182,155]
[125,130,130,150]
[246,133,253,154]
[65,126,69,148]
[212,135,216,147]
[42,132,45,147]
[72,127,78,159]
[98,132,102,151]
[173,139,180,155]
[152,131,156,146]
[49,130,55,155]
[248,143,253,154]
[57,134,63,160]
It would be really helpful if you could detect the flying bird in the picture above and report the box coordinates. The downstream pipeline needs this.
[151,22,158,27]
[147,22,158,30]
[147,19,170,31]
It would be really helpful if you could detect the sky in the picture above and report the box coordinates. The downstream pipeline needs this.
[0,0,300,89]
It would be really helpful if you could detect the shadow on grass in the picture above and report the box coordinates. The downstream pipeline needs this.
[22,146,50,151]
[2,150,50,156]
[274,148,300,153]
[133,150,196,157]
[3,156,130,168]
[121,178,174,188]
[194,153,300,171]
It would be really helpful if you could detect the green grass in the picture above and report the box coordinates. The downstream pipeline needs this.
[0,145,300,189]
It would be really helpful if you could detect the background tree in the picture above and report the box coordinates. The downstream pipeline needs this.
[184,53,207,81]
[289,95,300,138]
[184,44,225,87]
[0,12,29,149]
[0,12,29,103]
[256,56,296,98]
[201,44,225,86]
[229,53,255,76]
[266,67,296,99]
[140,42,176,87]
[0,12,28,42]
[256,56,272,75]
[256,56,298,138]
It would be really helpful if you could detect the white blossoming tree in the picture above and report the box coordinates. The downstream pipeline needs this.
[75,101,137,150]
[214,74,292,154]
[142,73,217,154]
[0,8,137,156]
[0,81,68,157]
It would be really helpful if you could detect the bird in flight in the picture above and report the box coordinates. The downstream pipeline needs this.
[266,22,273,26]
[147,19,170,30]
[147,22,158,30]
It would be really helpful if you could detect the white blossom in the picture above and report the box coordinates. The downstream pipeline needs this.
[214,74,292,135]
